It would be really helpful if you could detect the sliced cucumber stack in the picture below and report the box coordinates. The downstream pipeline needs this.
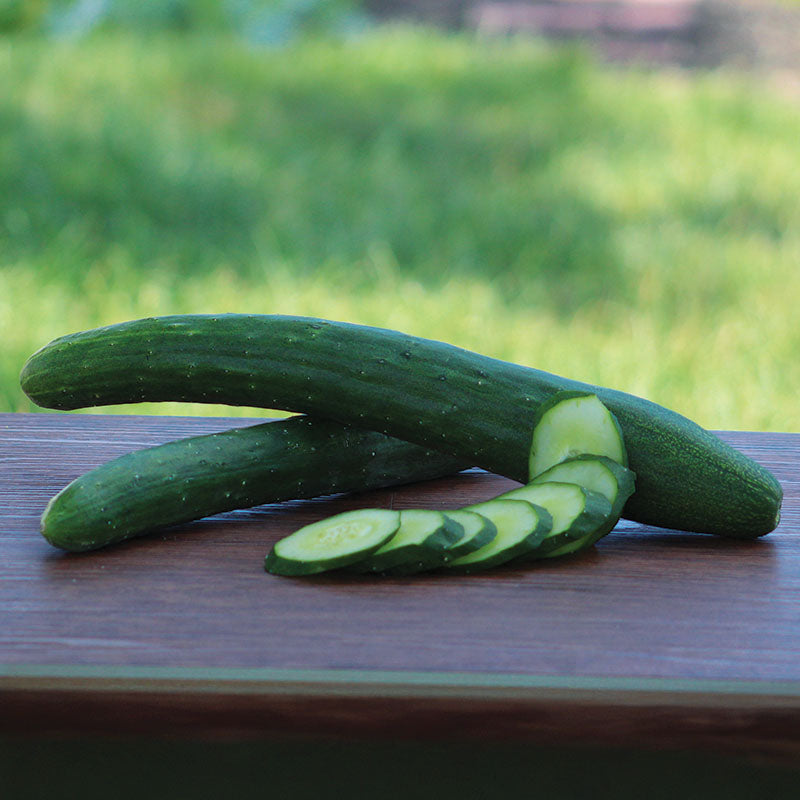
[350,509,463,574]
[531,455,636,545]
[441,509,498,560]
[385,509,499,575]
[443,499,552,573]
[265,508,399,576]
[496,481,613,556]
[266,393,634,577]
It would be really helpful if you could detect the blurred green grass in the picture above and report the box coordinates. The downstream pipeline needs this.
[3,28,800,431]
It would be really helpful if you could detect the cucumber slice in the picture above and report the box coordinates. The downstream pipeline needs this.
[531,454,636,544]
[444,499,552,573]
[265,508,399,576]
[385,509,497,576]
[351,509,463,574]
[442,509,497,560]
[536,531,595,560]
[497,481,613,555]
[529,391,627,479]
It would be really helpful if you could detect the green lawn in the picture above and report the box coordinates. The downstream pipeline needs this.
[3,28,800,431]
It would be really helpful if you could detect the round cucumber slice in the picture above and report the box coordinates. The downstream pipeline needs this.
[529,391,627,479]
[444,499,551,573]
[531,455,636,546]
[353,509,462,574]
[265,508,400,576]
[497,481,612,555]
[441,509,497,561]
[382,510,498,576]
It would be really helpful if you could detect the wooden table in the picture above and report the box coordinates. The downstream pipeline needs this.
[2,412,800,794]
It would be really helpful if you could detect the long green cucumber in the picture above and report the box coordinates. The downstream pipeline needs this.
[20,314,782,538]
[38,416,466,552]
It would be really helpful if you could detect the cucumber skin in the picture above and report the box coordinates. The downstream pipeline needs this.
[21,314,782,538]
[39,416,466,552]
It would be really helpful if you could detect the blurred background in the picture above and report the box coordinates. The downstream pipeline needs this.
[2,0,799,430]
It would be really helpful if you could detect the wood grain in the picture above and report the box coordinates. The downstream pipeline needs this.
[2,412,800,755]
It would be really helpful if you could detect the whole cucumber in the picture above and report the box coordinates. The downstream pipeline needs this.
[39,415,466,552]
[21,314,782,537]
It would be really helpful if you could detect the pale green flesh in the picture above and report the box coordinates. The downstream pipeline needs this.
[529,394,625,478]
[532,462,618,505]
[497,482,586,537]
[274,509,400,562]
[448,500,540,567]
[372,509,451,556]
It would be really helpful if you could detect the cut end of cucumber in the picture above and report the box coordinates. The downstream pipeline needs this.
[265,508,400,576]
[529,391,627,479]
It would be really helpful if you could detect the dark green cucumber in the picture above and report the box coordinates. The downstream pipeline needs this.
[20,314,782,537]
[39,416,466,552]
[265,508,400,576]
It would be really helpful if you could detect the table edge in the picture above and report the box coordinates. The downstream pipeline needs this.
[4,663,800,706]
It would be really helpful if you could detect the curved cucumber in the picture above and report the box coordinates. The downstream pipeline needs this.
[39,416,465,552]
[20,314,783,537]
[265,509,400,576]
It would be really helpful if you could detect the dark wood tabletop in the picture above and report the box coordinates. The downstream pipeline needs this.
[2,412,799,759]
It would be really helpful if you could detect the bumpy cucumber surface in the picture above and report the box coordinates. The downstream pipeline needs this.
[39,416,465,552]
[20,314,782,537]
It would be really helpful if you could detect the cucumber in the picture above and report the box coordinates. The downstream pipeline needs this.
[350,509,462,574]
[20,314,783,537]
[531,455,636,545]
[441,509,497,560]
[38,416,466,552]
[265,509,400,576]
[529,391,627,478]
[535,532,595,561]
[444,499,552,573]
[386,509,497,575]
[497,481,613,555]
